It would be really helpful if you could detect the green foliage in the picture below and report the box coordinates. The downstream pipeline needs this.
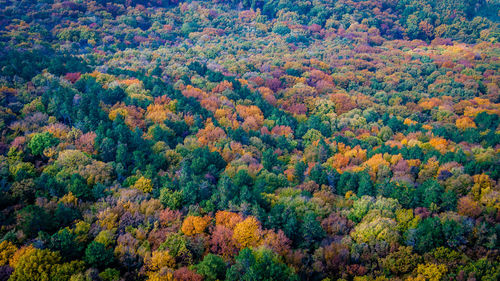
[84,242,114,269]
[28,132,58,156]
[98,268,120,281]
[195,254,226,281]
[16,205,54,237]
[226,248,299,281]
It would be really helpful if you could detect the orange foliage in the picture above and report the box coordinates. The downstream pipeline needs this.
[330,93,356,115]
[455,116,477,130]
[363,153,390,179]
[212,81,233,93]
[236,105,264,131]
[181,215,212,236]
[419,97,442,110]
[196,120,227,147]
[215,211,243,229]
[108,102,145,130]
[428,137,448,153]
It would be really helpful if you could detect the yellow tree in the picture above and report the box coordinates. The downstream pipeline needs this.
[406,263,448,281]
[0,241,16,266]
[233,216,262,249]
[133,176,153,193]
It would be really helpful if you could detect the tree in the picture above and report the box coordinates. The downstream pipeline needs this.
[0,241,16,266]
[312,242,350,279]
[351,217,399,244]
[421,180,444,210]
[27,132,58,156]
[48,229,84,261]
[262,149,279,171]
[9,248,83,281]
[294,161,306,183]
[354,167,371,191]
[380,246,420,275]
[299,212,325,249]
[133,176,153,193]
[195,254,226,281]
[99,268,120,281]
[210,225,239,259]
[407,263,448,281]
[146,250,175,272]
[16,205,53,238]
[181,216,211,236]
[407,217,444,254]
[174,267,203,281]
[84,242,114,269]
[226,248,299,281]
[68,173,93,200]
[233,217,262,249]
[309,164,328,186]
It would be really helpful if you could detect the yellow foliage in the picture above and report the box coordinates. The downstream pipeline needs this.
[350,217,400,244]
[0,241,17,266]
[404,118,417,126]
[233,216,262,249]
[95,230,115,247]
[146,104,170,123]
[59,192,78,206]
[181,215,211,236]
[9,247,63,281]
[109,107,129,121]
[406,263,448,281]
[395,209,420,232]
[97,209,119,230]
[133,177,153,193]
[471,174,493,200]
[345,190,355,199]
[9,245,35,268]
[146,271,175,281]
[147,250,175,272]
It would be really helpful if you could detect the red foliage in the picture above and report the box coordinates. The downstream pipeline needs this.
[64,72,81,83]
[173,267,203,281]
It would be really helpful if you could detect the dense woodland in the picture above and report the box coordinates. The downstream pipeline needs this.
[0,0,499,280]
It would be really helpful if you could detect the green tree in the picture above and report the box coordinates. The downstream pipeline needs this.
[16,205,54,237]
[27,132,58,156]
[195,254,226,281]
[226,248,298,281]
[299,211,325,249]
[407,217,444,253]
[48,229,84,261]
[68,174,93,200]
[84,241,114,269]
[99,268,120,281]
[357,171,374,196]
[309,164,328,186]
[294,161,306,183]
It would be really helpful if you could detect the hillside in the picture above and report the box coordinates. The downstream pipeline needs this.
[0,1,499,281]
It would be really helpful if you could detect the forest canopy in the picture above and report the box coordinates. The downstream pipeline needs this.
[0,0,499,281]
